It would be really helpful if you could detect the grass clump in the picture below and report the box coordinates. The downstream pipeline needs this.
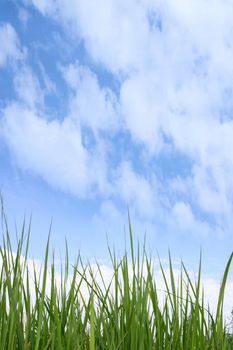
[0,214,233,349]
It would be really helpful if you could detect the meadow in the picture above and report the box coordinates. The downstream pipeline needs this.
[0,211,233,349]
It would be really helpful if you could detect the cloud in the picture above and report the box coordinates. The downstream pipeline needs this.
[32,0,152,73]
[14,65,45,108]
[0,102,107,198]
[0,59,119,198]
[114,161,156,219]
[5,0,233,230]
[60,62,120,132]
[38,62,57,95]
[171,200,213,237]
[18,7,31,27]
[23,0,56,15]
[172,201,194,228]
[1,59,158,214]
[0,23,25,67]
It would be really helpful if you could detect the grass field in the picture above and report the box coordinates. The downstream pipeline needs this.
[0,212,233,349]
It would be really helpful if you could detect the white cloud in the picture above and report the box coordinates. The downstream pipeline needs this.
[59,0,151,73]
[61,62,119,132]
[23,0,162,73]
[172,201,194,228]
[18,7,31,27]
[204,277,233,322]
[120,71,165,153]
[170,200,212,237]
[0,58,120,199]
[23,0,56,16]
[92,200,126,235]
[166,116,233,225]
[0,102,108,198]
[13,63,57,109]
[192,165,233,218]
[10,0,233,227]
[38,62,56,95]
[92,200,158,249]
[115,161,156,219]
[0,23,24,67]
[14,65,44,108]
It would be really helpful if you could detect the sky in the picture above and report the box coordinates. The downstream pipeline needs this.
[1,0,233,307]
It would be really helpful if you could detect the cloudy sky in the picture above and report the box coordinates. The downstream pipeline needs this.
[1,0,233,299]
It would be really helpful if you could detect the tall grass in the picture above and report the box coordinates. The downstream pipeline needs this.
[0,213,233,349]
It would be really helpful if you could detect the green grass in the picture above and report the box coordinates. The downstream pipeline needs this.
[0,213,233,349]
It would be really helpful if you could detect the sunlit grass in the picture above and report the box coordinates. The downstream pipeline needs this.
[0,210,233,349]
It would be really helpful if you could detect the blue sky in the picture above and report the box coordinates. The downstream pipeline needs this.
[1,0,233,288]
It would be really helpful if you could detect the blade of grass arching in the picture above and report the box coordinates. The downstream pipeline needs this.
[137,244,152,348]
[195,251,202,305]
[216,251,233,321]
[168,251,177,304]
[128,211,135,273]
[199,287,206,349]
[0,252,7,350]
[23,267,32,345]
[23,216,31,270]
[93,275,113,345]
[77,288,89,332]
[146,255,166,347]
[45,255,62,347]
[182,262,201,312]
[121,255,132,329]
[83,260,102,298]
[215,252,233,339]
[13,265,25,347]
[179,264,183,342]
[182,282,190,348]
[49,254,56,325]
[21,216,32,336]
[0,245,15,349]
[115,332,129,350]
[2,235,23,349]
[4,221,14,278]
[181,259,211,348]
[34,231,50,350]
[197,254,207,349]
[75,261,112,321]
[159,255,175,314]
[168,250,179,335]
[43,333,55,350]
[33,259,41,310]
[93,262,113,312]
[107,242,120,320]
[89,258,114,311]
[163,295,172,349]
[67,255,80,301]
[137,240,140,290]
[121,227,134,348]
[89,291,95,350]
[155,266,172,346]
[106,248,128,346]
[60,239,70,337]
[138,235,147,293]
[75,261,103,345]
[139,276,152,348]
[64,256,83,341]
[181,261,196,301]
[108,244,124,309]
[192,251,202,349]
[0,289,8,350]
